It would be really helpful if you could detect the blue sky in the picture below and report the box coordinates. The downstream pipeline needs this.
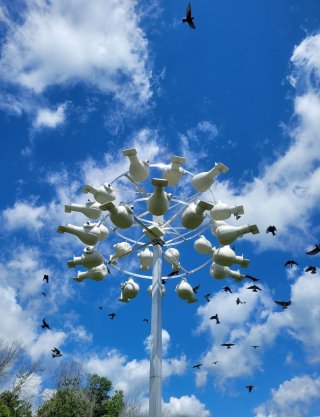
[1,0,320,416]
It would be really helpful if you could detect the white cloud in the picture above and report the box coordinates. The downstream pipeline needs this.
[254,375,320,417]
[34,103,67,129]
[86,349,187,403]
[195,270,320,385]
[2,201,47,231]
[0,0,152,110]
[144,329,171,356]
[162,395,211,417]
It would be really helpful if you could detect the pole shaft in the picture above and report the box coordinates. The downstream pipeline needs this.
[149,236,163,417]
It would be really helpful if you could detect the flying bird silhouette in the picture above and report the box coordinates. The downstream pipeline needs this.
[108,313,116,320]
[236,297,246,305]
[182,3,196,29]
[52,347,62,358]
[247,285,262,292]
[204,293,211,302]
[305,266,317,274]
[167,270,180,277]
[306,244,320,255]
[223,286,232,293]
[43,275,49,283]
[143,318,149,323]
[266,226,277,236]
[274,300,291,309]
[284,260,298,267]
[42,292,46,297]
[251,345,260,349]
[210,314,220,324]
[192,363,202,369]
[245,275,260,282]
[98,306,103,310]
[221,343,235,349]
[161,279,167,284]
[192,284,200,294]
[246,385,254,392]
[41,318,51,330]
[211,361,219,365]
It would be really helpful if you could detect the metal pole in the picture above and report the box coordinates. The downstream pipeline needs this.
[149,218,163,417]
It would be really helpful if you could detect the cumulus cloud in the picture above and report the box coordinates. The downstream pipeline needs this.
[144,329,171,356]
[2,202,47,231]
[254,375,320,417]
[34,103,67,129]
[0,0,152,111]
[86,349,187,403]
[162,394,211,417]
[194,270,320,385]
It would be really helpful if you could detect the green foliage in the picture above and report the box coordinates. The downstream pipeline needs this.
[0,403,11,417]
[0,391,32,417]
[36,387,93,417]
[102,390,124,417]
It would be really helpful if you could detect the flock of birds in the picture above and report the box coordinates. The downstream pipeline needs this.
[189,232,319,393]
[38,237,319,393]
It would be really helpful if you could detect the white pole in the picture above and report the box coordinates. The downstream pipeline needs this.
[149,219,163,417]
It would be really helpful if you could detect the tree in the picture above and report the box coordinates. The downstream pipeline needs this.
[36,387,93,417]
[0,403,11,417]
[0,340,22,382]
[102,390,124,417]
[0,391,32,417]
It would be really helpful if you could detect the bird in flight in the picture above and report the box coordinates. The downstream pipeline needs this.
[52,347,62,358]
[210,314,220,324]
[42,292,46,297]
[161,279,167,284]
[306,244,320,255]
[143,318,149,323]
[223,286,232,293]
[247,285,262,292]
[274,300,291,309]
[192,284,200,294]
[236,297,246,305]
[192,363,202,369]
[43,275,49,283]
[108,313,116,320]
[182,3,196,29]
[245,275,259,282]
[167,270,179,277]
[251,345,260,349]
[211,361,219,365]
[305,266,317,274]
[246,385,254,393]
[98,306,103,310]
[266,226,277,236]
[41,318,51,330]
[221,343,235,349]
[284,260,298,267]
[204,293,211,302]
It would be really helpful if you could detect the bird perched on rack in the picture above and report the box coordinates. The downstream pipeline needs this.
[266,226,277,236]
[210,314,220,324]
[305,266,317,274]
[274,300,291,309]
[41,318,51,330]
[306,244,320,255]
[182,3,196,29]
[284,260,298,267]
